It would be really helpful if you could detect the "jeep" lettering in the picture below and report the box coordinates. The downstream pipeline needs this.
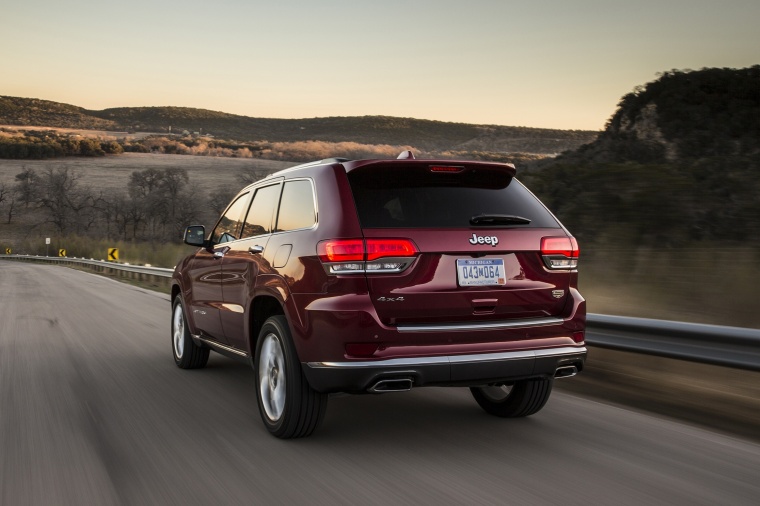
[469,234,499,247]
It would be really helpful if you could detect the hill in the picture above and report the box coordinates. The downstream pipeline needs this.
[0,97,598,155]
[539,65,760,165]
[0,97,118,131]
[522,65,760,247]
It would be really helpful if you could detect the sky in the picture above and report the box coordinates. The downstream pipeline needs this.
[1,0,758,131]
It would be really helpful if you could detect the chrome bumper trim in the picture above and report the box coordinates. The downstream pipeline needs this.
[395,316,564,333]
[307,346,586,369]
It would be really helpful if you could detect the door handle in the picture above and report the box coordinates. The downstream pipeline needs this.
[213,246,230,259]
[249,245,264,254]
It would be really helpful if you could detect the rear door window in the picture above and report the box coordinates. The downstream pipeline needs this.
[241,183,281,238]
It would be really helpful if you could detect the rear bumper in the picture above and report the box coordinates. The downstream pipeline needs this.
[302,345,587,393]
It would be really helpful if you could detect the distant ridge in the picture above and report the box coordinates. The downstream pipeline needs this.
[522,65,760,247]
[0,96,598,155]
[538,65,760,165]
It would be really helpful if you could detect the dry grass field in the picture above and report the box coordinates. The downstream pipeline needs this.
[0,152,292,193]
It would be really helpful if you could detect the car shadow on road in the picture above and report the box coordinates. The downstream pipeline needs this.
[187,354,547,445]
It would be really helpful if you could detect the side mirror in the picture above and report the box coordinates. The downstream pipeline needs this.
[184,225,207,247]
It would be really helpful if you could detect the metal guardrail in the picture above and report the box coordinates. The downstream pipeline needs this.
[587,314,760,371]
[0,254,173,277]
[2,254,759,370]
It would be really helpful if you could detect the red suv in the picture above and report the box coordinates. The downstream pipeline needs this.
[171,152,586,438]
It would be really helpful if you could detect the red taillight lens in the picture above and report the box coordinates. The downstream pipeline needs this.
[365,239,418,261]
[541,236,578,257]
[317,238,418,274]
[570,237,579,257]
[317,239,364,262]
[541,236,579,269]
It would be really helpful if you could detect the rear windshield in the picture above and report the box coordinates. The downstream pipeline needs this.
[348,166,560,229]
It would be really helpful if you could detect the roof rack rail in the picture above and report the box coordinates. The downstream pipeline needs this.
[264,157,353,180]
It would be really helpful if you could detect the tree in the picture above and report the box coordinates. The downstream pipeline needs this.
[5,190,17,224]
[125,167,193,240]
[128,167,162,196]
[35,167,97,234]
[15,167,39,207]
[161,167,190,235]
[0,183,18,224]
[209,185,237,215]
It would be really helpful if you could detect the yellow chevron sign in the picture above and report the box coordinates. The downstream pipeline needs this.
[59,249,67,257]
[108,248,119,261]
[5,248,10,254]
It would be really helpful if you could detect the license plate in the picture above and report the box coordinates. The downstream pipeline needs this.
[456,259,506,287]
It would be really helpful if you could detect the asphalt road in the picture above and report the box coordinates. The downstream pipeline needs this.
[1,261,759,506]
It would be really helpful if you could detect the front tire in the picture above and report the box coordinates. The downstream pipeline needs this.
[254,315,327,438]
[171,297,209,369]
[470,378,553,417]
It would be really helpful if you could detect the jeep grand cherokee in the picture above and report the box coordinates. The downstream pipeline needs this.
[171,152,586,438]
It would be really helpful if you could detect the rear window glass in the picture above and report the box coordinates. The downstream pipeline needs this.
[348,166,559,229]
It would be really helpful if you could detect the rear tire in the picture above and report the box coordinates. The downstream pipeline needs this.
[171,297,209,369]
[470,378,553,417]
[254,315,327,438]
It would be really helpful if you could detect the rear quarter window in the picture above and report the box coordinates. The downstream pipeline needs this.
[348,166,560,229]
[275,179,316,232]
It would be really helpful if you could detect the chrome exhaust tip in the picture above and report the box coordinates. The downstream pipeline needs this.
[554,365,578,379]
[368,378,413,393]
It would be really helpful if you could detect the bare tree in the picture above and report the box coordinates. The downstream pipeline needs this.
[161,168,190,235]
[172,183,202,239]
[209,184,237,216]
[36,167,97,234]
[128,168,164,199]
[14,166,38,207]
[0,183,16,224]
[0,183,7,209]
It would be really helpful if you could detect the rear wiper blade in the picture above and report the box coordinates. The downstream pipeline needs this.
[470,214,532,225]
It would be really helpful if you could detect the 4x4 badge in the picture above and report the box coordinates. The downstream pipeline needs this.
[552,290,565,299]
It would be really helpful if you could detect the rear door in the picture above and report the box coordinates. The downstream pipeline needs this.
[347,163,574,326]
[219,181,282,351]
[186,191,251,342]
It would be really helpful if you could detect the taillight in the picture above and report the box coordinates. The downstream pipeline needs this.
[317,238,418,274]
[541,236,579,270]
[365,239,417,261]
[317,239,364,262]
